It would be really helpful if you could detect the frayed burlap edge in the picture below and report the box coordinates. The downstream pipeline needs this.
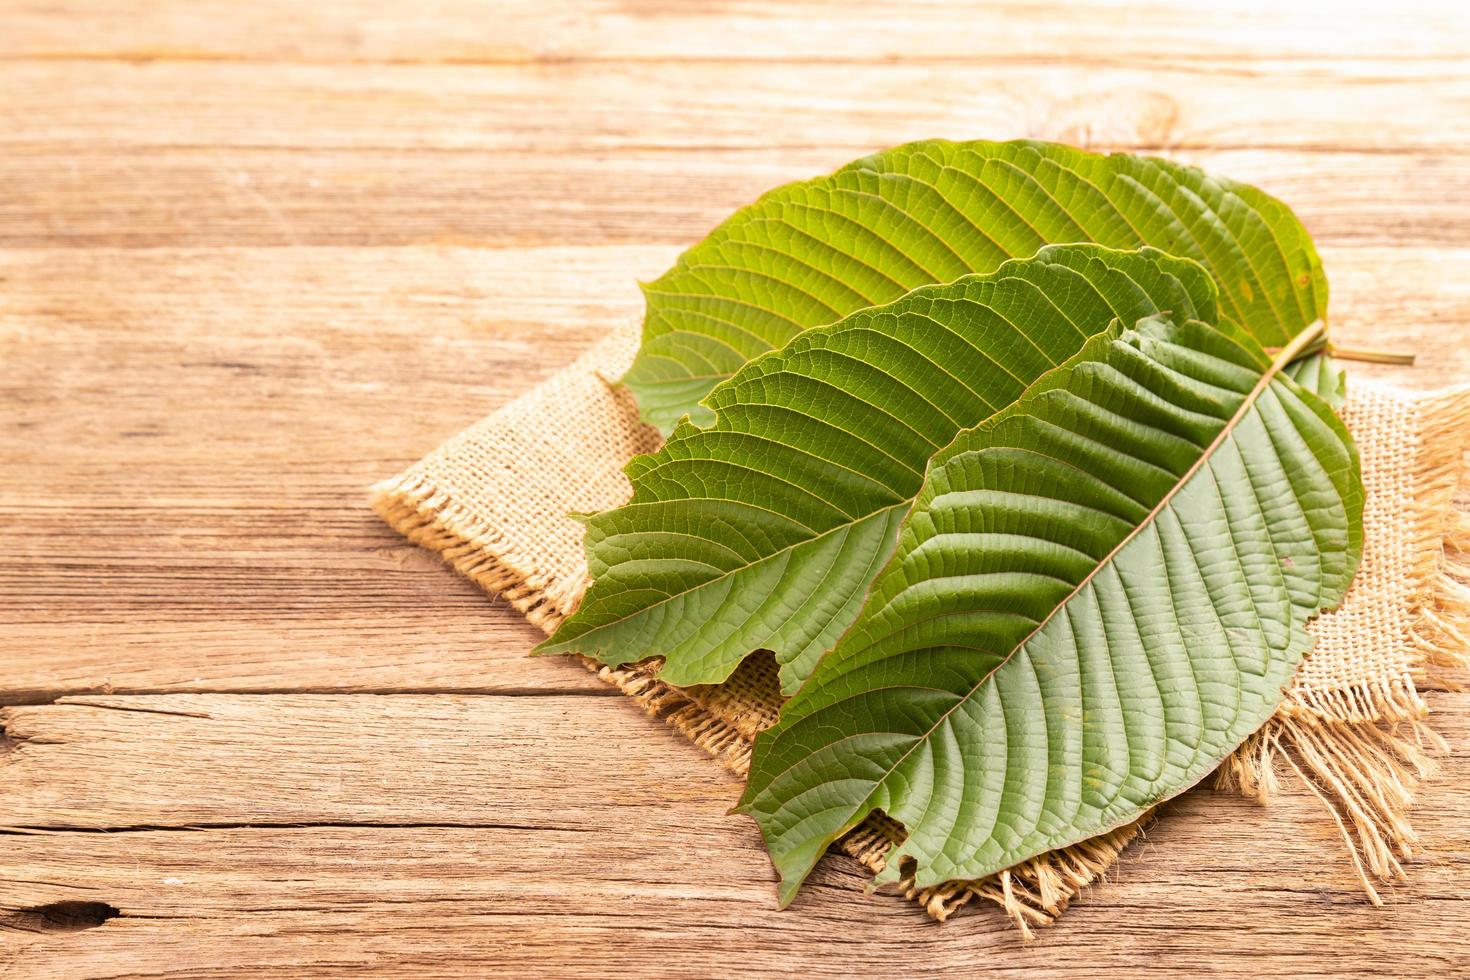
[376,471,1128,928]
[369,472,573,635]
[373,469,1176,933]
[372,387,1470,935]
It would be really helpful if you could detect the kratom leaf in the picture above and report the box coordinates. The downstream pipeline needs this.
[736,315,1363,907]
[538,246,1220,691]
[1285,349,1346,407]
[626,138,1329,433]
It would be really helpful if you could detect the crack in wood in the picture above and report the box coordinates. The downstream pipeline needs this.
[0,821,598,836]
[0,901,120,935]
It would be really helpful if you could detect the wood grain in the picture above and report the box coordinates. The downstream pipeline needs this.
[2,245,1466,701]
[0,693,1466,977]
[5,148,1469,249]
[3,0,1469,975]
[4,0,1467,64]
[7,60,1470,153]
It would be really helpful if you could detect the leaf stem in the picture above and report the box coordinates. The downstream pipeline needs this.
[1263,332,1417,367]
[1275,319,1330,366]
[1326,344,1418,366]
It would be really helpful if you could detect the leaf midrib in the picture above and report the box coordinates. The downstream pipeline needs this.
[545,500,911,653]
[801,320,1325,848]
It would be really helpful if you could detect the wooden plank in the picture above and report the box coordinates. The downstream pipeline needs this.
[5,147,1470,249]
[0,692,1466,976]
[5,245,1467,382]
[3,0,1467,65]
[0,694,740,829]
[3,2,1468,972]
[2,244,1466,700]
[5,61,1470,156]
[0,245,684,700]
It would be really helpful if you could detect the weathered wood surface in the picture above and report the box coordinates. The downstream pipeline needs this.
[6,0,1468,63]
[3,244,1466,702]
[8,149,1470,249]
[1,693,1468,977]
[1,1,1468,976]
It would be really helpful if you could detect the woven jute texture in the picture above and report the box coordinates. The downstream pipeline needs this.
[375,321,1470,933]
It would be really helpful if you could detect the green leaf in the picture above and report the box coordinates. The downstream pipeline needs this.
[1285,351,1346,407]
[736,315,1363,907]
[538,246,1220,691]
[626,138,1328,433]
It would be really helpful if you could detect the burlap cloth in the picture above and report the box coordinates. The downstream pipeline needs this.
[374,321,1470,933]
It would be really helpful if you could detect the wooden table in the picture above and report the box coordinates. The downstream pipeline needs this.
[3,2,1468,976]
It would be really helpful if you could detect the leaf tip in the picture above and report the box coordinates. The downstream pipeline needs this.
[775,876,804,910]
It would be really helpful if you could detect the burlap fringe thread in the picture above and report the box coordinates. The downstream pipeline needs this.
[372,390,1470,938]
[1218,388,1470,907]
